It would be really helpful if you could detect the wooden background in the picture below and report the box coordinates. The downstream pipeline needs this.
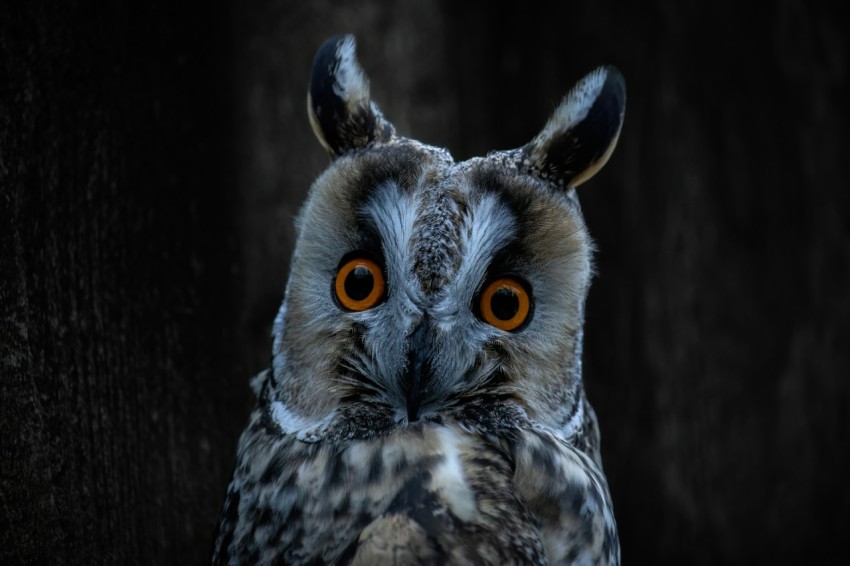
[2,1,847,563]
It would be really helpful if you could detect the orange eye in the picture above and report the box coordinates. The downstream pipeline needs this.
[334,256,386,311]
[478,277,532,331]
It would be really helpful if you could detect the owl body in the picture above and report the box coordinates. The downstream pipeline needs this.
[214,35,625,565]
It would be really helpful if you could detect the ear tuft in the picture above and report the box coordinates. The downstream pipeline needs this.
[522,66,626,188]
[307,35,395,156]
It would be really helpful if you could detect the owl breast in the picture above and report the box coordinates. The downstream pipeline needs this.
[214,382,616,565]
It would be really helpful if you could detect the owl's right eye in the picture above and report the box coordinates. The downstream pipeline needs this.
[476,276,532,331]
[334,255,386,311]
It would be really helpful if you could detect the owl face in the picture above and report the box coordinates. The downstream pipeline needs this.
[269,35,625,439]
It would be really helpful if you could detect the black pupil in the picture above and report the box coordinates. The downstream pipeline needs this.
[491,287,519,320]
[344,265,374,301]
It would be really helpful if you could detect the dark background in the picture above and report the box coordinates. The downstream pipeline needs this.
[2,1,847,564]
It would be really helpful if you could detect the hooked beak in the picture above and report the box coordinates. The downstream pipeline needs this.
[404,315,432,423]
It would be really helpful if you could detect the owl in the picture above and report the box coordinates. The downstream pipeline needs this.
[213,34,625,565]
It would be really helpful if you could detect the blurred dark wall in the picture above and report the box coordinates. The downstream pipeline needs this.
[2,1,847,564]
[0,1,241,563]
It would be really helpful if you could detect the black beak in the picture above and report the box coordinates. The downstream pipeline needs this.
[404,315,432,423]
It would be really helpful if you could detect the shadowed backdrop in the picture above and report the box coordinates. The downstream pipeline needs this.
[2,1,847,564]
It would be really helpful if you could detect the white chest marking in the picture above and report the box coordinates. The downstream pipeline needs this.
[428,427,477,522]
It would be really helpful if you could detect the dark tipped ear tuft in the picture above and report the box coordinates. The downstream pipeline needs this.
[307,35,395,157]
[522,66,626,188]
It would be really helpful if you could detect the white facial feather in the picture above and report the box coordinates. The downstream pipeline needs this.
[448,184,517,319]
[363,181,423,314]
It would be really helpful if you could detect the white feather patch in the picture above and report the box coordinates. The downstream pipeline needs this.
[429,427,477,522]
[532,67,608,147]
[334,35,370,106]
[270,400,313,433]
[448,189,516,310]
[364,181,422,310]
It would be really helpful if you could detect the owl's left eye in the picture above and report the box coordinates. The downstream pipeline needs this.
[476,276,533,332]
[334,255,386,311]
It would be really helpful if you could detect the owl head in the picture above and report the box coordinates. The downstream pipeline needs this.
[266,35,625,441]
